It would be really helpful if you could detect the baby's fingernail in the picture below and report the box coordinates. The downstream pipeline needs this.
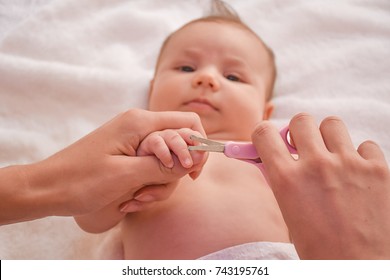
[184,158,193,168]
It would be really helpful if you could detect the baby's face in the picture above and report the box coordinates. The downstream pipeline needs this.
[149,21,274,140]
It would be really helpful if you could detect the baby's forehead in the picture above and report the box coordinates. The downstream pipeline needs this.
[174,20,262,43]
[162,20,270,57]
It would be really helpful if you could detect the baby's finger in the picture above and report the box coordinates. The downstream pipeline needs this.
[175,128,204,145]
[188,150,209,180]
[149,134,174,168]
[163,130,193,168]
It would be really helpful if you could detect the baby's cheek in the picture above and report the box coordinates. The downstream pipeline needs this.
[149,92,177,111]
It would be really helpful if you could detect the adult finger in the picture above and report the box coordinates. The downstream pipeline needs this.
[289,113,327,157]
[251,121,293,169]
[319,116,355,153]
[357,140,386,162]
[117,110,205,156]
[119,184,172,213]
[134,183,176,203]
[119,199,156,213]
[146,111,206,138]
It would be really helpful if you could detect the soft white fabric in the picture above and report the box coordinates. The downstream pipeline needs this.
[0,0,389,259]
[198,242,299,260]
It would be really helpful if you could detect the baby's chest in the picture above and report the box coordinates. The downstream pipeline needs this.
[196,153,264,185]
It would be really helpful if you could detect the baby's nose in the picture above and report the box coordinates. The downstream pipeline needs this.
[192,70,220,91]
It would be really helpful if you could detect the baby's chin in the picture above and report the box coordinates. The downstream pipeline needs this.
[203,129,252,142]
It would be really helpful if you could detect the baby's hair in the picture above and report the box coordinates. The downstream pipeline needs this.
[154,0,276,100]
[180,0,250,41]
[205,0,241,22]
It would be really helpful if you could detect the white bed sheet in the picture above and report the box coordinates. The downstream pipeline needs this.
[0,0,389,259]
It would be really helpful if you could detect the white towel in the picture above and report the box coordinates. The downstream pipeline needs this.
[198,242,299,260]
[1,0,389,259]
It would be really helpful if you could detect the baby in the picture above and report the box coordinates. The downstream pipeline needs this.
[75,0,297,259]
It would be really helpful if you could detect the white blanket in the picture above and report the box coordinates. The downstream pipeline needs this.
[1,0,389,259]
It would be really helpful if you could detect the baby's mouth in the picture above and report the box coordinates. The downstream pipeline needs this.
[183,98,218,111]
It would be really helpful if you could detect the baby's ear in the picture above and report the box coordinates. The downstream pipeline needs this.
[263,102,274,120]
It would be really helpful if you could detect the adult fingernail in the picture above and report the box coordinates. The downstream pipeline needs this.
[134,193,155,202]
[120,201,141,212]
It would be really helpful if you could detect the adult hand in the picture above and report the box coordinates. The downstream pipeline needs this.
[252,113,390,259]
[0,109,207,225]
[75,127,206,233]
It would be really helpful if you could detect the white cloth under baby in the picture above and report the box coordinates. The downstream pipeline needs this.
[198,242,299,260]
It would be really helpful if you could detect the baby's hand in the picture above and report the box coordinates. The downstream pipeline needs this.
[137,128,203,170]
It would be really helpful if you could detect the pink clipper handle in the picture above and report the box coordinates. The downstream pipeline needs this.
[279,126,297,154]
[224,126,297,162]
[224,142,259,160]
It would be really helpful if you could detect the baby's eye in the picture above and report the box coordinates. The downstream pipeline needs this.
[179,66,194,72]
[226,74,240,82]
